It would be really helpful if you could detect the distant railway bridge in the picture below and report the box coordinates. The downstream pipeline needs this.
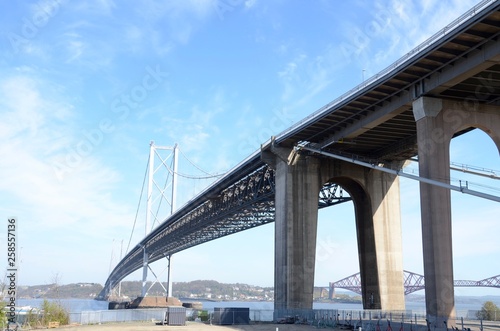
[321,271,500,299]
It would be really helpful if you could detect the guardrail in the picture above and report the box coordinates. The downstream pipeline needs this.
[69,308,166,325]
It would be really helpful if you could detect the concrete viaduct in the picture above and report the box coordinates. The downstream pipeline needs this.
[103,1,500,328]
[259,1,500,325]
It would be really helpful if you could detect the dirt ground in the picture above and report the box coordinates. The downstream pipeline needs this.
[55,321,318,331]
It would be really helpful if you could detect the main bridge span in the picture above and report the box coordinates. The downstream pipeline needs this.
[102,1,500,327]
[101,165,351,295]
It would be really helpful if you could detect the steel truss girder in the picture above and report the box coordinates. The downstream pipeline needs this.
[101,165,355,299]
[453,274,500,288]
[329,271,500,296]
[403,270,425,295]
[329,272,362,295]
[146,166,276,259]
[101,165,276,296]
[319,182,352,208]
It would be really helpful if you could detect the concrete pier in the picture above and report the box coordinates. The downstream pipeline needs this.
[273,152,320,310]
[413,97,500,328]
[319,159,405,311]
[267,146,405,311]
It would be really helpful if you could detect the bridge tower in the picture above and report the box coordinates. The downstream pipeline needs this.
[141,141,179,298]
[412,97,500,327]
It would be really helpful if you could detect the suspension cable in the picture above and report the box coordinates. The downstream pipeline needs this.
[152,163,172,231]
[178,148,225,179]
[127,146,226,250]
[174,171,224,179]
[126,156,150,253]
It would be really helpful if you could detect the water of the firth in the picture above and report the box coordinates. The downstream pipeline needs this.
[16,298,492,314]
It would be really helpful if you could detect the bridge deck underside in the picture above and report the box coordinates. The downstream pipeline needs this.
[279,7,500,162]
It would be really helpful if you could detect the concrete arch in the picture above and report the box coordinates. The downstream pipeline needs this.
[270,150,405,312]
[412,97,500,328]
[470,126,500,154]
[450,103,500,155]
[318,160,405,311]
[325,176,381,309]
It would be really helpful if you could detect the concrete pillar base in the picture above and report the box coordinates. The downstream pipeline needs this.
[274,151,320,310]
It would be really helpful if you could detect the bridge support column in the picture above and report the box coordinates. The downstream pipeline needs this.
[141,246,148,297]
[166,254,172,298]
[413,96,500,328]
[357,168,404,311]
[272,149,320,310]
[413,97,455,328]
[320,160,405,310]
[267,143,405,311]
[328,283,335,300]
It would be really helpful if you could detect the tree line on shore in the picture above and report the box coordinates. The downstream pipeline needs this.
[477,301,500,321]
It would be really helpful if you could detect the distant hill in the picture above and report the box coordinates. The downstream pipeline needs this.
[13,280,292,301]
[406,293,500,306]
[13,281,499,305]
[16,283,103,299]
[14,280,274,300]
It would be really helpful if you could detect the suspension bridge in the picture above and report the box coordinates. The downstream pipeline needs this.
[100,1,500,326]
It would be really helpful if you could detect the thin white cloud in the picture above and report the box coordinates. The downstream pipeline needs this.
[65,39,85,63]
[0,72,139,284]
[245,0,258,10]
[276,45,345,118]
[70,0,116,16]
[155,88,227,155]
[153,0,215,18]
[342,0,483,76]
[96,0,116,14]
[278,54,306,102]
[132,0,217,45]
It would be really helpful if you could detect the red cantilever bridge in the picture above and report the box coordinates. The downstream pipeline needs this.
[328,271,500,298]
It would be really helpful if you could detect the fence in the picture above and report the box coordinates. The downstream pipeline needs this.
[69,308,166,325]
[274,309,500,330]
[69,308,500,330]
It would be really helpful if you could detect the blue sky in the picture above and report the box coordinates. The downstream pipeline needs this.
[1,0,499,298]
